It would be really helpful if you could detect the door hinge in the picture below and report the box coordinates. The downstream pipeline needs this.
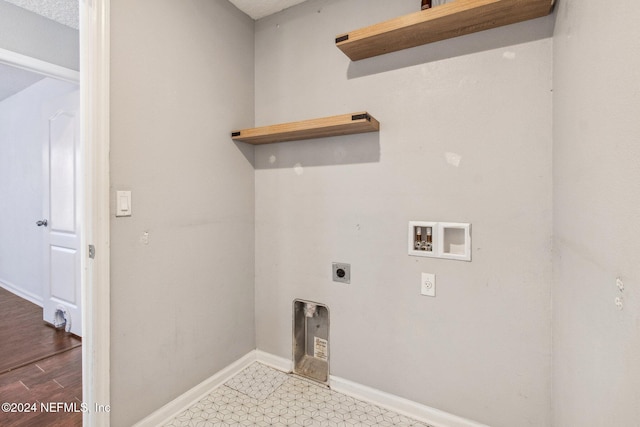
[88,245,95,259]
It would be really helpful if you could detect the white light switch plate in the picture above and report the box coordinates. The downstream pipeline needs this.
[116,191,132,217]
[421,273,436,297]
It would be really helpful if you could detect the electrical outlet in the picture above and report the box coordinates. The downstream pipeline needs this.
[332,263,350,284]
[421,273,436,297]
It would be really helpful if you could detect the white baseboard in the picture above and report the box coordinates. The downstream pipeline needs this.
[255,349,292,372]
[132,351,257,427]
[255,351,488,427]
[330,376,490,427]
[0,279,43,306]
[135,350,488,427]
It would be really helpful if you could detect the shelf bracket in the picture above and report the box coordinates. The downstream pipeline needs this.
[351,113,371,121]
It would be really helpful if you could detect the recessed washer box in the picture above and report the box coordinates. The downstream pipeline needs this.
[409,221,471,261]
[408,221,438,258]
[439,222,471,261]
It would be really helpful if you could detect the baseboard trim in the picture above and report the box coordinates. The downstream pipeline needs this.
[255,349,292,372]
[0,279,43,306]
[330,376,490,427]
[132,351,257,427]
[134,350,488,427]
[255,351,488,427]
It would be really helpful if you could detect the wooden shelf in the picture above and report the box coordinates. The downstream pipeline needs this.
[231,112,380,145]
[335,0,555,61]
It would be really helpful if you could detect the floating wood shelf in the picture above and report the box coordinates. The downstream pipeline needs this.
[335,0,555,61]
[231,112,380,145]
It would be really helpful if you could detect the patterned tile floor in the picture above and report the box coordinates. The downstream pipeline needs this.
[164,362,432,427]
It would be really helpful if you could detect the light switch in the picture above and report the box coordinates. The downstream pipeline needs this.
[116,191,132,217]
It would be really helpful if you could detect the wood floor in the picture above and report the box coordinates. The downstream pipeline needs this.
[0,288,82,426]
[0,288,81,374]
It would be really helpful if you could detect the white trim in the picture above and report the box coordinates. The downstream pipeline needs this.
[80,0,111,426]
[255,351,489,427]
[132,351,257,427]
[330,376,490,427]
[255,349,293,372]
[0,47,79,83]
[0,278,43,306]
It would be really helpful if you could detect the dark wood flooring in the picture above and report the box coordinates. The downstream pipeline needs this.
[0,288,82,426]
[0,288,81,374]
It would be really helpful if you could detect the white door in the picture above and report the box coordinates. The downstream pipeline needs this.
[41,88,82,337]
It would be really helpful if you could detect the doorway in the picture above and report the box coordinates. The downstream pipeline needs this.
[0,55,83,425]
[0,58,79,306]
[1,1,111,424]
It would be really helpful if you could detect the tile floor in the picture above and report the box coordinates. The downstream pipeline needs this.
[164,362,432,427]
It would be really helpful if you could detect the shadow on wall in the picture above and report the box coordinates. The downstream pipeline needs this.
[346,11,558,79]
[251,132,380,170]
[233,139,257,168]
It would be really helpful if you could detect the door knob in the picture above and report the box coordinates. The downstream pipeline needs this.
[36,219,48,227]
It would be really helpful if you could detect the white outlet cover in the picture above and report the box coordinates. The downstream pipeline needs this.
[421,273,436,297]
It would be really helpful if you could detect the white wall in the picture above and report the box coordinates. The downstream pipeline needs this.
[0,0,78,70]
[0,77,79,304]
[254,1,554,426]
[552,0,640,425]
[109,0,255,425]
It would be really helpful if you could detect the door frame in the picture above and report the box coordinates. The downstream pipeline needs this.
[80,0,110,425]
[1,1,111,425]
[0,48,80,83]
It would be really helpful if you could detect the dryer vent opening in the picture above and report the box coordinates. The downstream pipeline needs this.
[293,299,329,385]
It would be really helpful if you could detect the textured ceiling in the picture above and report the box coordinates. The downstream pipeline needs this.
[227,0,309,20]
[3,0,78,29]
[0,0,77,102]
[3,0,300,29]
